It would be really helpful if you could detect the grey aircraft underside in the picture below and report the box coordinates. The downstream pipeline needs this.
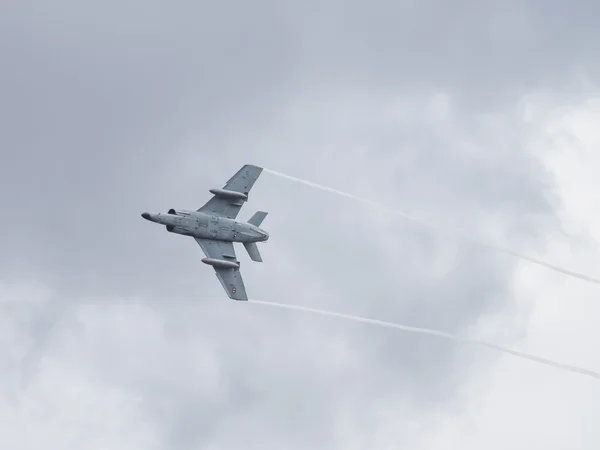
[141,164,268,300]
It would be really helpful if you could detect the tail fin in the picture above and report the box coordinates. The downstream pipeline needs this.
[243,242,262,262]
[247,211,268,227]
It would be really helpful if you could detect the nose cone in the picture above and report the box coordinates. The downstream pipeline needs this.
[141,212,151,220]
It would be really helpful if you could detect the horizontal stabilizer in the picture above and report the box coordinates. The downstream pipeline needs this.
[247,211,268,227]
[243,242,262,262]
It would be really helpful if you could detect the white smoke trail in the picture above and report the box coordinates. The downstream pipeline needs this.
[263,167,600,286]
[249,299,600,381]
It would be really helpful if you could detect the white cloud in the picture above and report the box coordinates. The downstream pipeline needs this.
[0,286,159,450]
[2,1,599,448]
[406,94,600,450]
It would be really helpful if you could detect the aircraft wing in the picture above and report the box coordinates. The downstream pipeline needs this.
[194,238,248,301]
[197,164,263,219]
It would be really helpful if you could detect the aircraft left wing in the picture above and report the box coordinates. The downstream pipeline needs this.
[197,164,263,219]
[194,238,248,301]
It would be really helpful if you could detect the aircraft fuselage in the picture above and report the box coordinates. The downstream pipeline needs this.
[141,210,269,243]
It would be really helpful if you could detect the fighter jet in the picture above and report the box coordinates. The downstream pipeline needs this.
[141,164,268,301]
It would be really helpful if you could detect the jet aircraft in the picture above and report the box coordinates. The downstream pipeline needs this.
[141,164,268,300]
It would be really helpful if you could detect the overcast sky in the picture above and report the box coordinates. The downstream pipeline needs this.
[1,1,600,449]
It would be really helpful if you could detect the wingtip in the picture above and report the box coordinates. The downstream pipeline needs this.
[243,163,263,172]
[226,286,248,301]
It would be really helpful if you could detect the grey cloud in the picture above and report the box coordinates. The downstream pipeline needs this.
[282,0,600,109]
[0,0,298,290]
[0,0,596,448]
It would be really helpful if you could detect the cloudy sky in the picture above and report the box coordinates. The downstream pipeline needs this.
[1,1,600,449]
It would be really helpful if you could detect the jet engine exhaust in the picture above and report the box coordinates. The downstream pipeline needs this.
[262,167,600,286]
[249,299,600,382]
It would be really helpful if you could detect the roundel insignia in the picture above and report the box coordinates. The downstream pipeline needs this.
[232,287,236,294]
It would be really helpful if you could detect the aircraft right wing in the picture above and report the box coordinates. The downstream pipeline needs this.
[197,164,263,220]
[194,238,248,301]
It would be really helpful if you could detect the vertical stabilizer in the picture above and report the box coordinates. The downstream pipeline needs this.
[247,211,268,227]
[243,242,262,262]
